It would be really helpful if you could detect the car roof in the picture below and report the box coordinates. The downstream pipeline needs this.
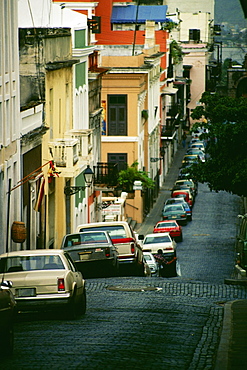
[144,232,170,238]
[155,220,178,225]
[0,249,65,258]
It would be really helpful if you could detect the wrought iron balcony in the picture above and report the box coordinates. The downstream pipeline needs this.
[93,163,119,187]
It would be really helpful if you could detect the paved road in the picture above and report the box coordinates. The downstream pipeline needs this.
[3,276,247,370]
[3,150,247,369]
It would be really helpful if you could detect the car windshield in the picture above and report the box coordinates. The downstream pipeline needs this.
[79,225,126,239]
[157,222,177,228]
[144,235,171,244]
[63,232,108,247]
[164,205,183,212]
[0,255,65,273]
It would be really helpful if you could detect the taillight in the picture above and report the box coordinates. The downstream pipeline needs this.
[57,278,65,291]
[181,214,186,217]
[130,242,135,254]
[165,247,173,250]
[105,247,110,257]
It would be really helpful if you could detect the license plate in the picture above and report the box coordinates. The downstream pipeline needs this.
[16,288,36,297]
[95,248,103,252]
[79,254,91,260]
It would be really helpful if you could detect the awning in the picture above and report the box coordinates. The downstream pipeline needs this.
[161,86,178,95]
[111,5,169,24]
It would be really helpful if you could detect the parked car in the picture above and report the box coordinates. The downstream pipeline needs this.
[0,250,86,319]
[0,280,16,355]
[143,252,159,276]
[171,189,193,207]
[76,222,144,275]
[164,197,192,221]
[236,213,247,270]
[153,220,183,242]
[142,232,177,257]
[61,231,119,277]
[162,204,187,225]
[175,179,198,196]
[190,142,205,152]
[186,148,206,162]
[182,154,200,164]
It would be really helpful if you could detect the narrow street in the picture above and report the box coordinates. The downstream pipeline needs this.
[3,146,247,370]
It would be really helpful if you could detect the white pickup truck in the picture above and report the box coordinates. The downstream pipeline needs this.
[76,221,144,275]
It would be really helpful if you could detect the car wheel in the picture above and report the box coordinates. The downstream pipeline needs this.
[77,289,86,316]
[133,261,145,276]
[1,325,14,356]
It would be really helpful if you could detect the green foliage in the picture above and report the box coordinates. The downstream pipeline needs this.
[117,161,155,192]
[170,40,183,64]
[161,20,178,33]
[189,93,247,196]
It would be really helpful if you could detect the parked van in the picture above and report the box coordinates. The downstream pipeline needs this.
[76,221,144,275]
[236,214,247,270]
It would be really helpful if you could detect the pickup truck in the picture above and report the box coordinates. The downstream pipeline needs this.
[76,221,144,276]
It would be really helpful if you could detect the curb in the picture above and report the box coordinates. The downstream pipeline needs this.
[214,300,233,370]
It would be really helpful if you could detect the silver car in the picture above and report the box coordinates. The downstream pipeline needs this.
[61,231,119,277]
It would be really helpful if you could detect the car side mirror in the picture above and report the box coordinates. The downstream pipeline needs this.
[138,234,144,240]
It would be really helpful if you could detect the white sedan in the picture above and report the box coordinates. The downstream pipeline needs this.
[142,232,177,257]
[0,249,86,319]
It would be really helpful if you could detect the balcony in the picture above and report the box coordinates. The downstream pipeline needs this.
[166,104,179,118]
[93,163,119,188]
[65,129,93,160]
[48,138,79,176]
[161,125,177,140]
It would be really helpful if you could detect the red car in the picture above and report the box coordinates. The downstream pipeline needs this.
[171,190,193,207]
[153,220,183,242]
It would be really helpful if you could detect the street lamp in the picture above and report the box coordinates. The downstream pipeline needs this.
[64,165,94,196]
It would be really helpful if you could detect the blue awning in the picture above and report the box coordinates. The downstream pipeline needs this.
[111,5,168,24]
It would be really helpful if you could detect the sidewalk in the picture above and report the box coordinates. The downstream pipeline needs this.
[134,141,247,370]
[215,299,247,370]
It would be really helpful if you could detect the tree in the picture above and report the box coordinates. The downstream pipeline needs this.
[117,161,155,192]
[189,92,247,197]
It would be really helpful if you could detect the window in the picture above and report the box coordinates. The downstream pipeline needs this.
[108,153,127,172]
[108,95,127,136]
[189,29,200,42]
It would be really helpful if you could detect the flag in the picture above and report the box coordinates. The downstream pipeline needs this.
[34,177,45,212]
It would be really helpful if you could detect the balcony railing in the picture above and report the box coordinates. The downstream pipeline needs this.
[93,163,119,187]
[48,138,78,168]
[64,129,93,158]
[166,104,178,118]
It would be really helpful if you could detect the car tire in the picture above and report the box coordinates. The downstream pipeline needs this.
[77,289,86,316]
[1,325,14,356]
[67,288,86,319]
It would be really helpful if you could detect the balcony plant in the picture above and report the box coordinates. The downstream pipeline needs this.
[117,161,155,192]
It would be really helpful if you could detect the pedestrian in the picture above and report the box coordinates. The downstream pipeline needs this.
[182,131,187,148]
[154,249,168,277]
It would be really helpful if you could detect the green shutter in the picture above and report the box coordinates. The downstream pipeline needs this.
[75,29,86,48]
[75,62,86,89]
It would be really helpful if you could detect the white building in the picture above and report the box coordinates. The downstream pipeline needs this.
[0,0,22,254]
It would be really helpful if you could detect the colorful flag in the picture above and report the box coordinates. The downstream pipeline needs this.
[34,177,45,212]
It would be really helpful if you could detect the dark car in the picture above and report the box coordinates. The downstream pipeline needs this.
[236,213,247,270]
[61,231,119,277]
[164,197,192,221]
[162,204,187,225]
[0,280,16,355]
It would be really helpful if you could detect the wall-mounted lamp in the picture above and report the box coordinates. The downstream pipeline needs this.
[64,165,94,196]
